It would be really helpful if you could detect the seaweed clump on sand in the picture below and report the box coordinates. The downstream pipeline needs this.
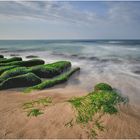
[23,97,52,117]
[68,83,127,138]
[94,83,113,91]
[69,83,126,123]
[0,56,80,90]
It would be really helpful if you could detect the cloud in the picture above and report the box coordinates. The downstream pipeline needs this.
[0,1,140,25]
[108,2,140,23]
[0,1,140,39]
[0,1,99,24]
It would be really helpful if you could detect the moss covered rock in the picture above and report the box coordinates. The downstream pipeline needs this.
[0,57,22,64]
[94,83,113,91]
[24,67,80,92]
[0,58,6,62]
[0,73,42,90]
[0,59,45,67]
[0,61,71,82]
[0,67,29,83]
[0,65,19,75]
[30,61,71,78]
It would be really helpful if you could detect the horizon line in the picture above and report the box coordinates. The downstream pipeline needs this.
[0,39,140,41]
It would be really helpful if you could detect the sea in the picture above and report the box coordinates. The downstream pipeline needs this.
[0,40,140,106]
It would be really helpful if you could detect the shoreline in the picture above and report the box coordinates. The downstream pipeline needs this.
[0,88,140,139]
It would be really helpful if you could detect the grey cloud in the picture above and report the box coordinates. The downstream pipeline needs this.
[0,1,139,25]
[0,1,98,24]
[0,1,140,39]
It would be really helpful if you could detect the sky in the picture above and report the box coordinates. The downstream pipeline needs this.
[0,1,140,40]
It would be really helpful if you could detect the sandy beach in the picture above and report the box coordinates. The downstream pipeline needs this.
[0,86,140,139]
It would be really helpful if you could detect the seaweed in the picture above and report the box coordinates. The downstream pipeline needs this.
[23,97,52,117]
[27,109,43,117]
[69,83,126,123]
[94,83,113,91]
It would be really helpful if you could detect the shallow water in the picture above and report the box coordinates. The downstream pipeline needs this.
[0,40,140,106]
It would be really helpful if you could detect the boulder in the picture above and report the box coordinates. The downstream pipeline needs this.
[25,67,80,92]
[0,73,42,90]
[0,55,4,58]
[0,67,29,83]
[0,65,18,75]
[0,59,45,67]
[30,61,71,78]
[0,57,22,63]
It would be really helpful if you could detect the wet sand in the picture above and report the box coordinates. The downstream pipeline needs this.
[0,87,140,139]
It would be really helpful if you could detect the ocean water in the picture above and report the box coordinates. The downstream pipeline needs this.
[0,40,140,106]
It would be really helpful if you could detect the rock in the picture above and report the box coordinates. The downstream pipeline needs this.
[0,55,4,58]
[0,59,45,67]
[0,73,42,90]
[0,67,29,83]
[0,57,22,64]
[30,61,71,78]
[26,55,39,58]
[0,61,71,84]
[0,66,19,75]
[24,67,80,92]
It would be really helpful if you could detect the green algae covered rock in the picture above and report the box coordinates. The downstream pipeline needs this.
[0,65,19,75]
[0,57,22,64]
[94,83,113,91]
[0,61,72,83]
[0,73,42,90]
[24,67,80,92]
[30,61,71,78]
[0,59,45,67]
[0,58,6,62]
[0,56,80,91]
[0,67,29,83]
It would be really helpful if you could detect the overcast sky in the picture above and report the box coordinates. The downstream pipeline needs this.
[0,1,140,39]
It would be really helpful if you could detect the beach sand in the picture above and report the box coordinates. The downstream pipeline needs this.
[0,87,140,139]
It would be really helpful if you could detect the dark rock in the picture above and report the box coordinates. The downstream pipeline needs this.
[0,55,4,58]
[26,55,39,58]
